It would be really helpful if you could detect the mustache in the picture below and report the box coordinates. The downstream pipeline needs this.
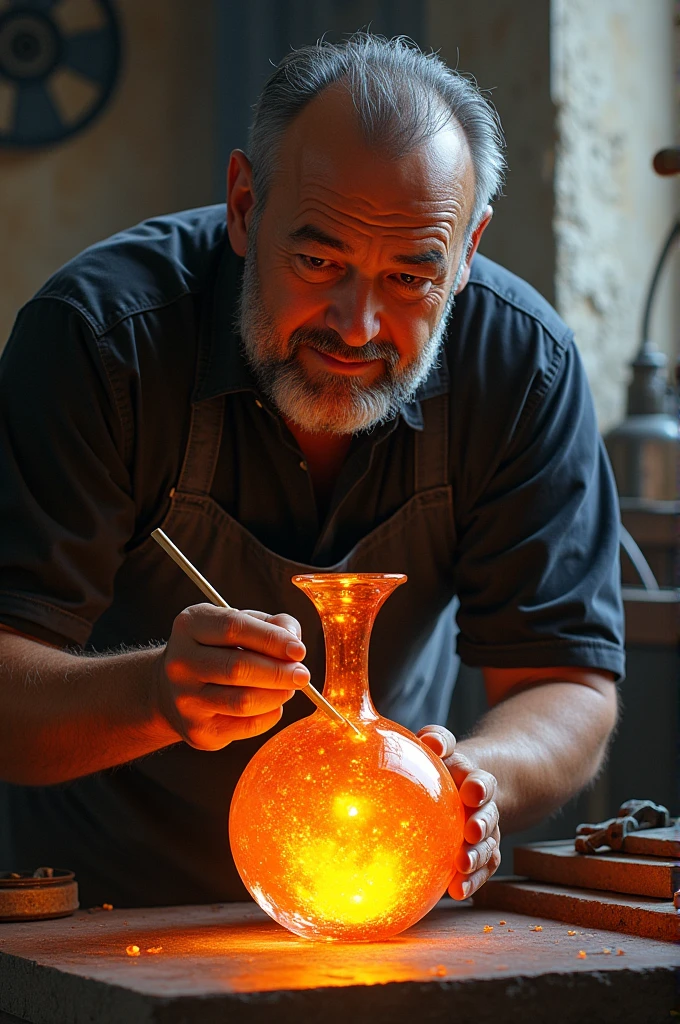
[288,327,400,369]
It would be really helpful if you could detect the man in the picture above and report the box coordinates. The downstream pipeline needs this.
[0,35,622,909]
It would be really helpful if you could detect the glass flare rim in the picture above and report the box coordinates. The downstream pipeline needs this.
[291,572,407,582]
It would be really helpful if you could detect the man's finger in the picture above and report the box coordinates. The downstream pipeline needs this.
[168,644,310,690]
[460,770,497,808]
[449,843,502,900]
[195,684,295,717]
[267,612,303,639]
[455,825,501,873]
[463,802,500,845]
[183,707,284,751]
[243,611,303,640]
[445,756,497,807]
[174,604,307,662]
[417,725,456,759]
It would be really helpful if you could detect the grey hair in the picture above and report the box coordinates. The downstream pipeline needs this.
[248,32,506,236]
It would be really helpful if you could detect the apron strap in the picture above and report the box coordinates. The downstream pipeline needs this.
[414,393,449,492]
[176,395,225,496]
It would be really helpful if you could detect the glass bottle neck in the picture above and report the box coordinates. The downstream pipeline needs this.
[292,574,407,722]
[321,606,377,720]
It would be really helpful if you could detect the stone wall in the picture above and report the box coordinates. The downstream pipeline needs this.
[0,0,216,351]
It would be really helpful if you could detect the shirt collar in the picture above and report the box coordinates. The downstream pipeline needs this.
[193,240,450,431]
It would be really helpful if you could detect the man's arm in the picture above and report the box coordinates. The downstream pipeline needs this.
[0,630,175,784]
[0,605,310,786]
[464,666,618,833]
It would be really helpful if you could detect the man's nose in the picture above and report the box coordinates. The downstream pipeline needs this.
[324,277,381,348]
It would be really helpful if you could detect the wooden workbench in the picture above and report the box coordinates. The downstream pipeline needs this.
[0,899,677,1023]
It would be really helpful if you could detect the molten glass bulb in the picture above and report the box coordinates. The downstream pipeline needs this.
[229,573,465,942]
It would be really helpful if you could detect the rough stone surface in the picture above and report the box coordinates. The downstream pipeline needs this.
[473,877,678,941]
[0,900,678,1023]
[513,840,679,898]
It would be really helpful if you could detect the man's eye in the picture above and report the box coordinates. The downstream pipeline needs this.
[396,273,429,291]
[299,255,332,270]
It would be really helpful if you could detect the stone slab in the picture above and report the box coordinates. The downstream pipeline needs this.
[513,840,679,898]
[472,877,678,941]
[0,900,678,1024]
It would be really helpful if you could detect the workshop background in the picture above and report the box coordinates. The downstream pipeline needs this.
[0,0,677,860]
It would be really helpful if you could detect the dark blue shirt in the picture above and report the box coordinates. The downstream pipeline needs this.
[0,205,624,677]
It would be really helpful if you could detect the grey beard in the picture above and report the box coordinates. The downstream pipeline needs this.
[238,239,460,435]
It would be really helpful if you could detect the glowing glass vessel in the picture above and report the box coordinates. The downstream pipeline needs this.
[229,573,464,941]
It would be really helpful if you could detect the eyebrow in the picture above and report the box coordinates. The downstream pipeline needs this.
[393,249,447,270]
[289,225,353,254]
[289,224,447,271]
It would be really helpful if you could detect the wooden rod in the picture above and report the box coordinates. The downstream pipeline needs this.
[151,528,229,609]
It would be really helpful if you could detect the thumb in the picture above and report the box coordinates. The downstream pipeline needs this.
[417,725,456,760]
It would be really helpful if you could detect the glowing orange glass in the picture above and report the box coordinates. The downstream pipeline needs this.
[229,573,464,941]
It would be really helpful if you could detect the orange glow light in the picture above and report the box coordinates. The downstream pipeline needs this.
[229,573,464,942]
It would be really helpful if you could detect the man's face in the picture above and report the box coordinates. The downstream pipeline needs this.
[237,86,476,434]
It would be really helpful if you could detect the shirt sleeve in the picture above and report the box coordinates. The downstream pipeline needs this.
[453,336,625,680]
[0,298,136,646]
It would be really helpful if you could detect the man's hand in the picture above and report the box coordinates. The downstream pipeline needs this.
[418,725,501,899]
[0,617,312,786]
[153,603,311,751]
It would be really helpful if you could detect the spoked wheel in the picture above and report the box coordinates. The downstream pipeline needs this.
[0,0,121,149]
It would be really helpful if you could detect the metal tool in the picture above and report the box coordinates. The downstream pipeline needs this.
[575,799,670,854]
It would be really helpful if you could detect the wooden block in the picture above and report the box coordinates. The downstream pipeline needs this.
[513,840,679,898]
[621,824,680,858]
[472,877,678,942]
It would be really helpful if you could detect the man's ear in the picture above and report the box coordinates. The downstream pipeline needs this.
[455,205,493,294]
[226,149,255,256]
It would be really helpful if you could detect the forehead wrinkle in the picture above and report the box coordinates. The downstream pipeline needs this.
[291,190,462,255]
[278,87,475,236]
[297,177,464,226]
[291,204,455,262]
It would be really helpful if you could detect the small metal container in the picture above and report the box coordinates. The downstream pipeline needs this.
[605,349,678,501]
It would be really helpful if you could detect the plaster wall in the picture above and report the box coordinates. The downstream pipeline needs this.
[0,0,216,351]
[552,0,678,431]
